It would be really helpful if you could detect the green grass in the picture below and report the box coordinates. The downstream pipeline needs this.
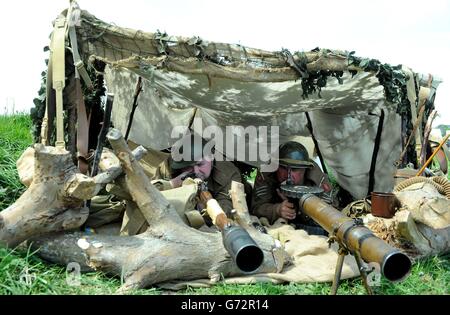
[0,114,33,209]
[0,246,116,295]
[0,246,165,295]
[0,114,449,295]
[0,246,447,295]
[185,253,449,295]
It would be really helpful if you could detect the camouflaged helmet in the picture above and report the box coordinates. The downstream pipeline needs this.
[279,141,313,168]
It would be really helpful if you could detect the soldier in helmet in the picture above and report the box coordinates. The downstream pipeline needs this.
[153,133,242,217]
[251,141,331,232]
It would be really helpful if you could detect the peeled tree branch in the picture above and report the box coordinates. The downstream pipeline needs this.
[0,141,146,248]
[29,128,286,291]
[0,145,90,248]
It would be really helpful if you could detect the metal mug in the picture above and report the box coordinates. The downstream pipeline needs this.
[370,192,399,218]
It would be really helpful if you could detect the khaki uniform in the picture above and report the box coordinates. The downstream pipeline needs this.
[251,161,329,224]
[205,161,243,216]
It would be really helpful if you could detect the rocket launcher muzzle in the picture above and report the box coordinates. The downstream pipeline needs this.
[222,225,264,273]
[199,189,264,273]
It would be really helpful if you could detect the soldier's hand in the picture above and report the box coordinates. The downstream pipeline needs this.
[277,200,296,220]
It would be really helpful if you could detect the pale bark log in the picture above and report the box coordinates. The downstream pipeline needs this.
[230,181,253,228]
[30,128,286,291]
[0,142,146,248]
[0,144,89,247]
[16,147,35,188]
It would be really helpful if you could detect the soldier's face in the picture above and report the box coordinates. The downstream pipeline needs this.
[276,166,306,185]
[182,157,213,180]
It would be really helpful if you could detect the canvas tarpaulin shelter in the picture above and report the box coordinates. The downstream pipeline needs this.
[68,7,439,200]
[2,2,441,291]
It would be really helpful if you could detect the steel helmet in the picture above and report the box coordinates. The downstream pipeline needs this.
[279,141,313,169]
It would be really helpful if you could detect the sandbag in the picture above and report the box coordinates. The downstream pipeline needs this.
[157,219,360,290]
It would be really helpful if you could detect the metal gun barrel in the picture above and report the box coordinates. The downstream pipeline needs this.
[200,190,264,273]
[299,194,411,282]
[222,225,264,273]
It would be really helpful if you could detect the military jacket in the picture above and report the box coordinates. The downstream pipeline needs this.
[251,161,329,224]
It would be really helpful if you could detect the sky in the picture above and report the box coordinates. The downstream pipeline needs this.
[0,0,449,126]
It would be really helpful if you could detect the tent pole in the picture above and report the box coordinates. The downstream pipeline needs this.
[125,77,143,140]
[305,112,328,175]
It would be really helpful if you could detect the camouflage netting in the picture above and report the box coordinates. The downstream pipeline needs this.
[56,9,440,199]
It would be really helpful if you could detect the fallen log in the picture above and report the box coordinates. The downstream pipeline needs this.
[30,128,286,291]
[0,145,91,248]
[0,142,147,248]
